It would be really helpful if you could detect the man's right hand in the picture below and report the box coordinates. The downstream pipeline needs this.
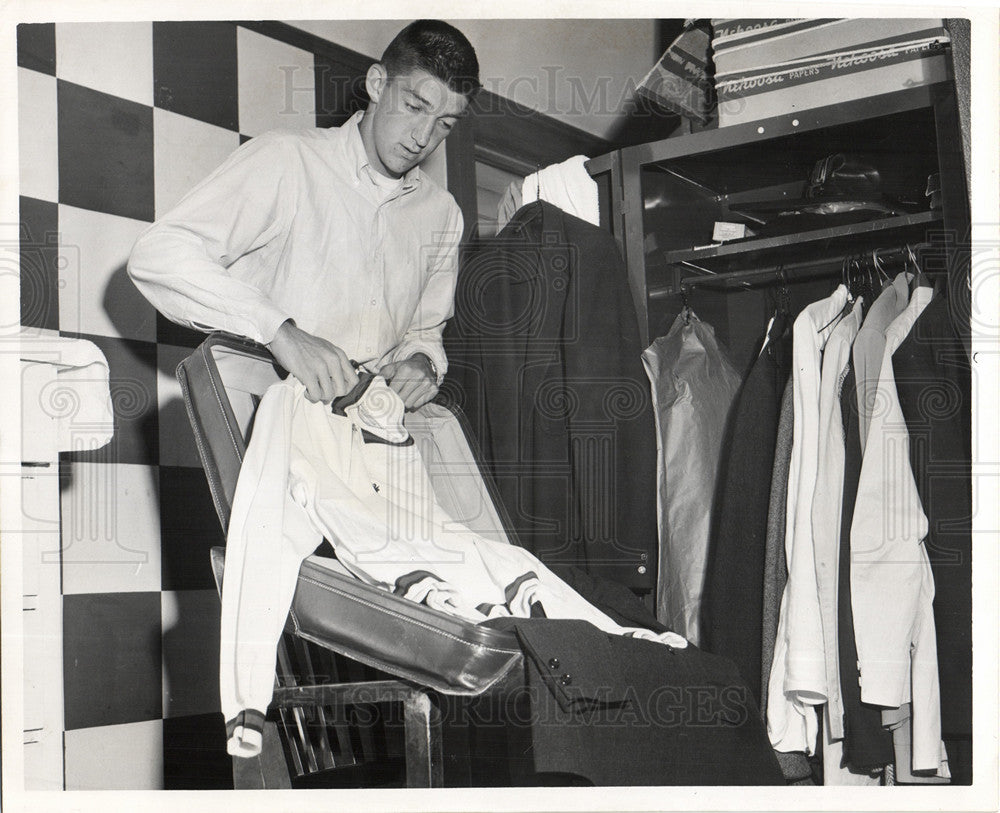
[266,320,357,404]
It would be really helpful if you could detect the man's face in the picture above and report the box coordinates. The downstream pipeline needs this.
[363,66,469,178]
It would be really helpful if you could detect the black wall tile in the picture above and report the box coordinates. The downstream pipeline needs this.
[63,591,163,730]
[17,23,55,75]
[153,22,239,132]
[314,54,367,130]
[57,80,155,222]
[159,466,225,591]
[163,713,233,789]
[19,196,59,331]
[156,312,209,348]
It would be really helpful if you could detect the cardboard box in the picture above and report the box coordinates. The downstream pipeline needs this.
[711,19,951,127]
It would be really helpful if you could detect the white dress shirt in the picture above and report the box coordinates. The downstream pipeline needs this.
[766,284,848,755]
[810,298,864,742]
[851,284,947,775]
[128,111,463,380]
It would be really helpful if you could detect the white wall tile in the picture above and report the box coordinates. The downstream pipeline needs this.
[237,27,315,137]
[18,68,59,203]
[21,464,65,791]
[57,204,156,342]
[60,462,161,595]
[55,22,154,107]
[64,718,163,790]
[153,108,240,218]
[161,589,221,718]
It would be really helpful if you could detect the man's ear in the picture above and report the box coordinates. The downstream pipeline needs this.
[366,63,388,105]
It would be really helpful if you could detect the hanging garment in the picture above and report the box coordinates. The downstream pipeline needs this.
[642,310,742,644]
[820,721,882,787]
[766,283,848,756]
[495,180,523,232]
[519,155,600,227]
[445,201,657,590]
[853,271,911,449]
[701,311,791,701]
[837,363,895,775]
[760,379,813,783]
[220,375,685,757]
[891,292,972,782]
[760,377,794,713]
[810,300,871,786]
[883,704,951,784]
[810,297,864,743]
[850,285,948,777]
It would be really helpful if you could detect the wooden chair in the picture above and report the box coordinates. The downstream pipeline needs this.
[177,333,526,789]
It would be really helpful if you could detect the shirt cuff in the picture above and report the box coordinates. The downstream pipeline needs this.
[258,309,295,346]
[858,659,909,708]
[394,342,447,386]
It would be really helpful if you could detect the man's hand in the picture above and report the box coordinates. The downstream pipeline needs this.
[380,353,438,410]
[266,320,357,403]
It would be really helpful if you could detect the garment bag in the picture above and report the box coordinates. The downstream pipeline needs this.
[642,309,741,643]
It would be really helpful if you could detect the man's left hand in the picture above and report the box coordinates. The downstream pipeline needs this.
[380,353,438,410]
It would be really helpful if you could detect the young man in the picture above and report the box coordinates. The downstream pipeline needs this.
[128,20,479,409]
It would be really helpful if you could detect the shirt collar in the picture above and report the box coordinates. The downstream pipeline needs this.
[343,110,422,191]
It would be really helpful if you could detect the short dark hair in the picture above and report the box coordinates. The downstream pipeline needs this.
[381,20,480,99]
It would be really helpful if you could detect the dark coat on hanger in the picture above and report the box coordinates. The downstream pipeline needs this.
[890,294,972,746]
[838,363,895,774]
[701,312,791,703]
[444,201,657,590]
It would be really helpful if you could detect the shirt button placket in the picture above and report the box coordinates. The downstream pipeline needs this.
[360,205,379,359]
[369,208,385,357]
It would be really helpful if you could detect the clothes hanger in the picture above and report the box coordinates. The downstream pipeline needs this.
[759,268,789,359]
[818,255,853,334]
[871,248,891,289]
[679,284,692,325]
[907,243,933,291]
[778,267,791,316]
[860,253,876,315]
[844,254,859,302]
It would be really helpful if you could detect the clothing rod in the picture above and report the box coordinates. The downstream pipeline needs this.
[648,242,933,299]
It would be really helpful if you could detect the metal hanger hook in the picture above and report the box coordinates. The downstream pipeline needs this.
[679,284,692,324]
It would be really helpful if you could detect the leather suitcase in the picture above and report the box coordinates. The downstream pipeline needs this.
[177,333,523,697]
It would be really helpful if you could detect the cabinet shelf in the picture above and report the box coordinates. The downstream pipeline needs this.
[587,80,967,352]
[658,211,941,267]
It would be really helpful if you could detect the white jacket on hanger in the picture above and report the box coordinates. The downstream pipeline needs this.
[850,285,947,776]
[220,376,687,757]
[853,272,912,450]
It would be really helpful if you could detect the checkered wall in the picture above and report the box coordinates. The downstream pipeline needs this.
[16,20,388,790]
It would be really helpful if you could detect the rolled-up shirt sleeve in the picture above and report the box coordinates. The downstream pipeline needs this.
[387,203,463,383]
[127,133,295,345]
